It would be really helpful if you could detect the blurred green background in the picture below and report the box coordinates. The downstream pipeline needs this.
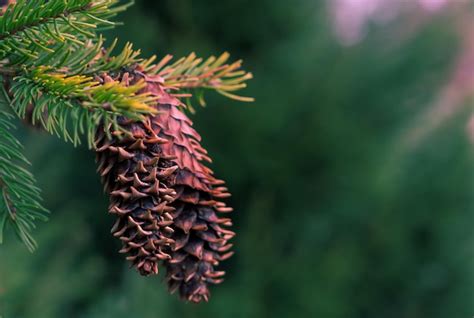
[2,1,474,317]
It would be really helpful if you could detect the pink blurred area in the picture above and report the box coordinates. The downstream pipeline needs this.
[329,0,449,46]
[419,0,448,12]
[329,0,474,148]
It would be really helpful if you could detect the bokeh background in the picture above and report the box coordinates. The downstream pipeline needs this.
[2,0,474,317]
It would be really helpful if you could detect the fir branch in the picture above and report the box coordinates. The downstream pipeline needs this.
[27,66,157,114]
[0,107,48,252]
[19,35,142,73]
[0,0,92,41]
[8,67,157,147]
[144,52,254,112]
[83,39,142,75]
[0,0,131,63]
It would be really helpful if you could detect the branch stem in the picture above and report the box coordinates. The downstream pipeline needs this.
[0,176,16,220]
[0,3,92,41]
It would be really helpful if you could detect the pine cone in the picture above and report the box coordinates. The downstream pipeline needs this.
[95,73,179,276]
[143,78,236,303]
[96,68,236,302]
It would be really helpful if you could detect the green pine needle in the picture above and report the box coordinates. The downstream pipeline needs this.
[0,101,49,252]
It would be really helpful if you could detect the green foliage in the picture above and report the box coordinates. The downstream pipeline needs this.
[146,52,254,112]
[0,0,130,63]
[0,104,48,252]
[9,66,156,147]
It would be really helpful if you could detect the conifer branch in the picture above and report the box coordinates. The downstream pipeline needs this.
[143,52,254,112]
[0,0,131,64]
[0,105,48,251]
[8,66,157,147]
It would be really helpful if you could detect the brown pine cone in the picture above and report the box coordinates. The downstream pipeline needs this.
[96,68,236,302]
[95,73,179,276]
[143,78,236,303]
